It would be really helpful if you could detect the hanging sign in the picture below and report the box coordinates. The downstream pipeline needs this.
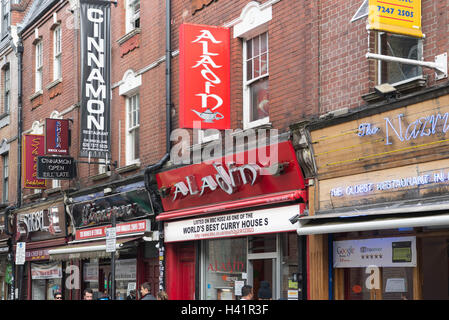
[45,118,70,155]
[368,0,423,38]
[179,23,230,129]
[37,156,76,180]
[333,236,417,268]
[23,134,46,189]
[79,0,112,158]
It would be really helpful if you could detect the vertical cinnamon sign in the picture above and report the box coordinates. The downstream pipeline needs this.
[23,134,46,189]
[179,23,230,130]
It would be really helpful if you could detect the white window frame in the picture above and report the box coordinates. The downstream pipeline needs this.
[125,0,140,34]
[3,65,9,114]
[53,25,62,81]
[2,153,7,203]
[126,93,140,165]
[35,41,43,92]
[376,32,423,86]
[243,32,270,130]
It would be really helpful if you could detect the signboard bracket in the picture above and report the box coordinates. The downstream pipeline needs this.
[366,52,448,80]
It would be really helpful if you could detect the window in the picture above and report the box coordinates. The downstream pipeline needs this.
[35,41,43,92]
[3,66,9,113]
[243,32,269,129]
[378,33,422,85]
[126,94,140,164]
[53,26,62,80]
[1,0,10,38]
[2,153,8,203]
[126,0,140,33]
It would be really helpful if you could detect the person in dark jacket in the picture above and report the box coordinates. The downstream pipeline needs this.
[257,281,272,300]
[139,282,156,300]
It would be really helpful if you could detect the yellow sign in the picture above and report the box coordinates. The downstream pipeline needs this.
[368,0,422,38]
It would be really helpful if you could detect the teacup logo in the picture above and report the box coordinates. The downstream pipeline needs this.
[192,109,224,123]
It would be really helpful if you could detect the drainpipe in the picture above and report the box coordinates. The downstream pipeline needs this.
[143,0,172,292]
[16,38,23,209]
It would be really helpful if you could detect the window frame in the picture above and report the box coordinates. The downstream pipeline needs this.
[126,0,140,34]
[126,93,140,165]
[376,32,424,86]
[3,65,9,114]
[243,32,270,130]
[2,153,8,203]
[35,41,43,92]
[53,25,62,81]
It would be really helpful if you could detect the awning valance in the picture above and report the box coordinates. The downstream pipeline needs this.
[48,237,141,261]
[297,212,449,236]
[156,190,306,221]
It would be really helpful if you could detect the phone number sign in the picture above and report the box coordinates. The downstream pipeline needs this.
[368,0,422,38]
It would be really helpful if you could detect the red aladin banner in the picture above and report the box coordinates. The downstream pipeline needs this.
[179,23,230,130]
[23,134,46,189]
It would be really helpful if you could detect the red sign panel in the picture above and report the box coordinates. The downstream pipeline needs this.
[156,141,306,212]
[45,118,70,155]
[23,134,46,189]
[75,219,150,241]
[179,23,230,129]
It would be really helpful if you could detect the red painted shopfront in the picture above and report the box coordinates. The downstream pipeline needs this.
[156,141,307,300]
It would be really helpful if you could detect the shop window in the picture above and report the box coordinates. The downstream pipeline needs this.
[378,33,423,85]
[31,262,63,300]
[243,32,269,129]
[203,237,247,300]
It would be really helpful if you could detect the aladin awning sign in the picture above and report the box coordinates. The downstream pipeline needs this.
[368,0,423,38]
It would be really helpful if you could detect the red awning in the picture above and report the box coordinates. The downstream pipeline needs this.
[156,189,306,221]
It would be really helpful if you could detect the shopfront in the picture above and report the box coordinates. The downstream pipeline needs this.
[13,201,67,300]
[294,92,449,300]
[156,141,307,300]
[0,210,12,300]
[48,181,159,300]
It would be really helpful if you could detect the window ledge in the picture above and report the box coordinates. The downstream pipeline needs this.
[116,161,141,173]
[117,28,141,45]
[29,90,43,101]
[89,171,111,181]
[0,112,9,121]
[362,76,427,103]
[46,78,62,90]
[45,187,62,195]
[23,192,42,201]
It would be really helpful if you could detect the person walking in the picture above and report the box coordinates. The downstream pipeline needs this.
[257,281,272,300]
[139,282,156,300]
[83,288,94,300]
[54,291,63,300]
[240,285,253,300]
[156,291,168,300]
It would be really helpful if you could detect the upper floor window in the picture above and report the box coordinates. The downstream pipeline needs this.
[2,153,8,203]
[126,0,140,34]
[53,26,62,81]
[243,32,269,129]
[1,0,9,39]
[35,41,43,92]
[126,93,140,164]
[377,33,422,85]
[3,65,9,114]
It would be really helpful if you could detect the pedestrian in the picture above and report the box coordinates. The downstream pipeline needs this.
[139,282,156,300]
[257,281,272,300]
[53,291,63,300]
[83,288,94,300]
[126,289,136,300]
[240,285,253,300]
[156,290,168,300]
